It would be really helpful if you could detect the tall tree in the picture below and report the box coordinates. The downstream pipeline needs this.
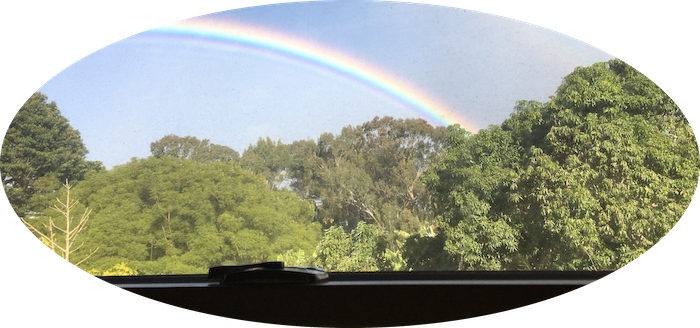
[422,124,521,270]
[512,59,699,269]
[1,92,102,217]
[150,134,239,163]
[286,117,446,235]
[238,117,446,264]
[355,116,446,233]
[422,59,699,270]
[240,137,290,190]
[67,156,321,274]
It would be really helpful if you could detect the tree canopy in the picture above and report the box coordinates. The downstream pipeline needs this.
[422,59,699,270]
[240,137,291,190]
[1,92,102,217]
[27,156,321,274]
[151,134,239,163]
[241,117,446,252]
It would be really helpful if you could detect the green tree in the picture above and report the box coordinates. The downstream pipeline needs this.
[422,124,520,270]
[1,92,102,217]
[67,156,321,274]
[312,221,393,271]
[150,134,239,163]
[355,116,446,233]
[423,59,699,270]
[239,117,445,265]
[240,137,290,190]
[287,117,446,236]
[240,117,445,240]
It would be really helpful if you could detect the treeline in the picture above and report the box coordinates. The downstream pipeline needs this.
[3,59,698,274]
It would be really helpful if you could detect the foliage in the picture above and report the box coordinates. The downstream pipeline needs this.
[422,124,521,270]
[402,233,457,270]
[51,156,321,274]
[277,249,310,267]
[88,262,137,276]
[1,92,102,216]
[10,60,697,274]
[151,134,239,163]
[240,137,290,190]
[424,59,699,270]
[243,117,446,252]
[312,221,395,271]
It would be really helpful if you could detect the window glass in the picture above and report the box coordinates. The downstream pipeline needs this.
[3,1,698,277]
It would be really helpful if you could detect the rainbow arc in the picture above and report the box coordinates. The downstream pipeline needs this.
[141,18,478,133]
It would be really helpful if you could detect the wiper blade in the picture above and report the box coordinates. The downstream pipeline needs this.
[208,261,284,280]
[208,262,329,285]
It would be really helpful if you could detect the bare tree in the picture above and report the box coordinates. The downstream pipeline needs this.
[22,180,98,266]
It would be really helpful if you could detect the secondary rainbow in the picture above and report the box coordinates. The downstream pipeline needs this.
[140,18,479,133]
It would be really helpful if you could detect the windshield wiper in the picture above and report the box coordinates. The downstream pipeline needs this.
[208,261,329,284]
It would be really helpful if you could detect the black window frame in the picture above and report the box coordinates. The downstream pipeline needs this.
[99,270,611,327]
[12,233,694,327]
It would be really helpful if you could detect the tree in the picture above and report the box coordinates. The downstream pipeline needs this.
[286,117,446,235]
[510,59,699,269]
[422,124,520,270]
[240,137,290,190]
[237,117,446,263]
[21,180,99,267]
[150,134,239,163]
[234,117,446,239]
[355,116,446,234]
[1,92,102,217]
[312,221,394,271]
[423,59,699,270]
[69,156,321,274]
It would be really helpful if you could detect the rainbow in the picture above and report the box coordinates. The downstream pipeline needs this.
[138,17,479,133]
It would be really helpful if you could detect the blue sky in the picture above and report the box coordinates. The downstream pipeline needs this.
[37,1,611,169]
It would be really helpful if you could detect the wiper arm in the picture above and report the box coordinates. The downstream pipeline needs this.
[208,261,329,285]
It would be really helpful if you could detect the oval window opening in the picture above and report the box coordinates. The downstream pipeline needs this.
[3,1,698,327]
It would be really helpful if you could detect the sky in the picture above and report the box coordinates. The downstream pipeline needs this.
[36,1,612,169]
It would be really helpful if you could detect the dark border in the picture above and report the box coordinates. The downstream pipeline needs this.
[100,271,611,327]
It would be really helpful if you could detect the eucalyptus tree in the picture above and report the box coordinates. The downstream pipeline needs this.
[240,137,290,190]
[239,117,446,241]
[286,117,446,235]
[150,134,239,163]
